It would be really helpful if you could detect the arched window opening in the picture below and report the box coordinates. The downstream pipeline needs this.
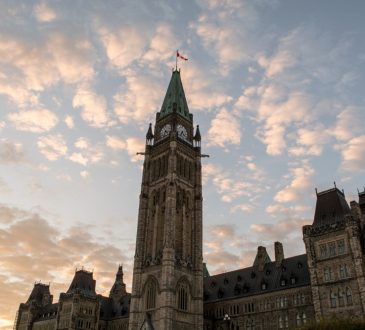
[346,287,353,305]
[145,281,157,310]
[177,283,188,311]
[330,290,337,308]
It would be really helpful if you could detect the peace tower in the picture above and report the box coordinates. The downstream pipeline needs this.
[128,69,204,330]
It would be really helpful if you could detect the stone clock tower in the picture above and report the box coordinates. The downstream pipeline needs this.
[128,70,203,330]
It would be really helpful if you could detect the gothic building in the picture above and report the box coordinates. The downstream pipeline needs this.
[14,70,365,330]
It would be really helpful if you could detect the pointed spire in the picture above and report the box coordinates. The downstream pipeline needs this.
[160,70,191,122]
[146,123,153,140]
[109,265,127,299]
[194,125,201,141]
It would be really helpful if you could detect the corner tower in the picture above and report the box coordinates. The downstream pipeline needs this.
[128,70,203,330]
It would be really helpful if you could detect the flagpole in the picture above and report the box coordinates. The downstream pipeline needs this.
[175,50,178,71]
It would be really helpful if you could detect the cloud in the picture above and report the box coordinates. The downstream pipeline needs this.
[7,109,58,133]
[106,135,144,162]
[0,30,95,107]
[37,134,68,161]
[142,23,178,63]
[0,205,131,328]
[64,115,74,129]
[274,161,314,203]
[68,137,103,166]
[336,135,365,172]
[0,139,25,165]
[33,1,57,22]
[203,162,267,203]
[73,86,111,128]
[207,108,241,147]
[80,170,90,178]
[332,106,364,142]
[113,70,163,124]
[99,25,147,70]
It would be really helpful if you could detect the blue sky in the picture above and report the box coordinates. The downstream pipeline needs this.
[1,0,365,327]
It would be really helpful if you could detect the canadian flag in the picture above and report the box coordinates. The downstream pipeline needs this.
[177,50,188,61]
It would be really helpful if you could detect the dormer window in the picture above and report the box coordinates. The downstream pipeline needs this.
[261,282,267,290]
[291,277,296,284]
[280,279,286,286]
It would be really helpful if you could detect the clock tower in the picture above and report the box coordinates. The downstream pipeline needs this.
[128,69,203,330]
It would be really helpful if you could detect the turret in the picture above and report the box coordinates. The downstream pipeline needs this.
[253,246,271,272]
[67,269,96,296]
[146,123,154,146]
[194,125,201,147]
[109,265,127,300]
[26,282,53,306]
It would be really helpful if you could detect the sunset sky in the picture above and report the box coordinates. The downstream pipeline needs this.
[1,0,365,328]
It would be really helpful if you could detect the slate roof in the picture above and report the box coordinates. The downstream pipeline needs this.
[67,269,96,297]
[100,294,131,320]
[159,70,192,122]
[27,283,51,304]
[312,187,351,228]
[203,254,309,303]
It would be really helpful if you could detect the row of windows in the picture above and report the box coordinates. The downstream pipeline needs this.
[205,313,307,330]
[150,155,169,181]
[58,319,70,329]
[61,304,72,313]
[209,292,307,319]
[330,287,353,308]
[77,319,92,329]
[176,155,194,182]
[145,280,190,311]
[79,306,93,315]
[319,239,345,259]
[324,264,350,281]
[101,322,128,330]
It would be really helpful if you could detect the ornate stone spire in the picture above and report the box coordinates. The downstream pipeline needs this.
[109,265,127,300]
[159,70,192,122]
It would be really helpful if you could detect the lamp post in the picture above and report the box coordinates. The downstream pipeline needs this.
[223,313,230,330]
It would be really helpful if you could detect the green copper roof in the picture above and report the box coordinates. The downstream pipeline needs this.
[160,70,191,121]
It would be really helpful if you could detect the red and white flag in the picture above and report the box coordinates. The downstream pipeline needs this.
[177,50,188,61]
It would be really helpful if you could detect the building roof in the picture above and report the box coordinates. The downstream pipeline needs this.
[203,254,309,303]
[26,283,50,305]
[312,187,351,228]
[67,269,96,297]
[159,70,191,122]
[100,294,130,320]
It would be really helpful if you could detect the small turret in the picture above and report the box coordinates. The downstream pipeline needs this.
[146,123,154,145]
[194,125,201,147]
[109,265,127,300]
[67,269,96,296]
[26,283,53,306]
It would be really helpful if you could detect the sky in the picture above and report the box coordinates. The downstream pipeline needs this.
[1,0,365,328]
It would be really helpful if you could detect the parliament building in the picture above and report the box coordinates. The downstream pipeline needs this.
[14,70,365,329]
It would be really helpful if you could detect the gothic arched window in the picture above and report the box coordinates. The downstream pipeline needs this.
[145,280,157,310]
[330,290,337,308]
[177,282,189,311]
[346,287,353,305]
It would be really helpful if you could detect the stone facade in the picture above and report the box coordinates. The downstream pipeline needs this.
[14,71,365,330]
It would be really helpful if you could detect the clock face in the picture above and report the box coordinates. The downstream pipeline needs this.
[177,124,188,141]
[160,124,171,138]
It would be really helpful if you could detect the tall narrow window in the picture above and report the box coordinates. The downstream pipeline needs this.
[177,282,188,311]
[330,290,337,308]
[337,239,345,254]
[346,287,353,306]
[302,312,307,324]
[146,281,156,310]
[338,288,345,307]
[278,316,283,329]
[319,244,327,258]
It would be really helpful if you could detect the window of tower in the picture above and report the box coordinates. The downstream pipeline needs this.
[177,282,188,311]
[145,281,157,310]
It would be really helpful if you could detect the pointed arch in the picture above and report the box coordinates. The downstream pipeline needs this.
[143,276,159,310]
[176,277,191,312]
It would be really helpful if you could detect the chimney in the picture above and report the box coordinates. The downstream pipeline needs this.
[275,242,284,266]
[256,246,268,271]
